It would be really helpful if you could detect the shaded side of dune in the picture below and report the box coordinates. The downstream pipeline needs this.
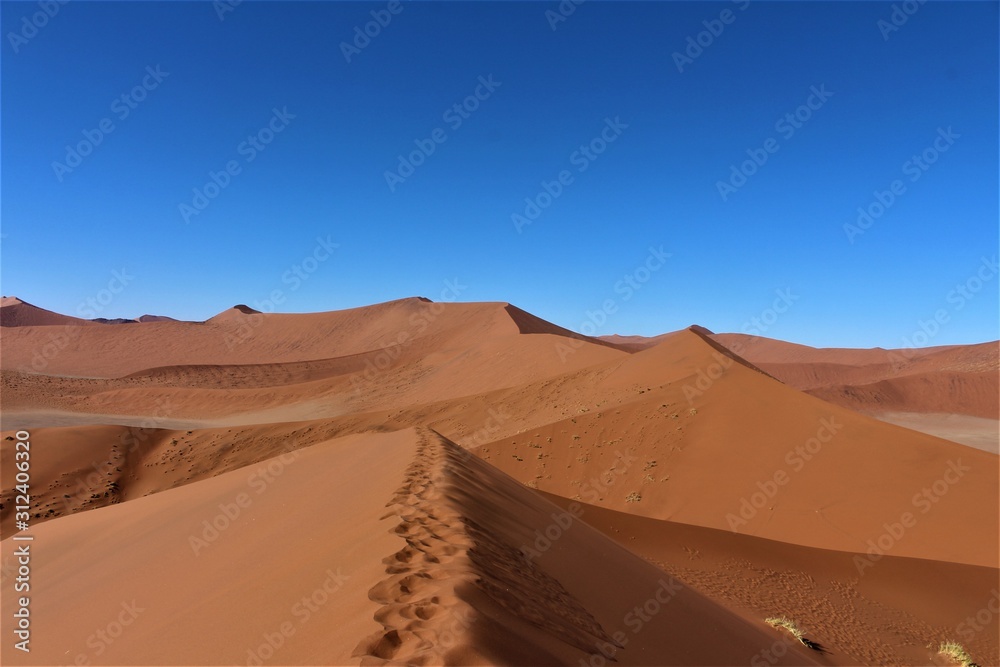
[354,431,621,665]
[356,430,819,666]
[807,370,1000,419]
[542,490,1000,667]
[503,304,628,352]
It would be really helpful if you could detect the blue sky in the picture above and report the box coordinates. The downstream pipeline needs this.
[2,1,997,348]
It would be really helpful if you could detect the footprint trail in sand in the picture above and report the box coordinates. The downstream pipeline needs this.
[355,430,619,666]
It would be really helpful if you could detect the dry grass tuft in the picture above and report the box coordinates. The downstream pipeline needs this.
[939,641,979,667]
[765,617,823,651]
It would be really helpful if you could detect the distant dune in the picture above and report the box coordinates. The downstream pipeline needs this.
[601,330,999,448]
[1,296,182,327]
[0,296,94,328]
[708,334,998,412]
[709,333,999,450]
[1,298,996,665]
[137,314,179,323]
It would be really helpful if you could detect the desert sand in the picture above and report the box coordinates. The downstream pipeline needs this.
[707,332,999,451]
[1,296,997,666]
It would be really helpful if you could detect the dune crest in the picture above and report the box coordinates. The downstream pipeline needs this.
[0,296,93,328]
[355,430,819,665]
[355,431,621,665]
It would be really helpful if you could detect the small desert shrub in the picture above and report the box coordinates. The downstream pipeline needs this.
[764,616,822,650]
[939,641,979,667]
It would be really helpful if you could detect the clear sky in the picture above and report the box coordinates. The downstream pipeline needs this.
[2,1,997,349]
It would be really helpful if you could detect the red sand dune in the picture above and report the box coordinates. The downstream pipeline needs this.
[480,328,997,568]
[544,492,1000,666]
[1,428,818,666]
[0,297,95,328]
[136,314,179,323]
[1,298,996,665]
[603,330,999,448]
[710,332,999,419]
[0,298,623,378]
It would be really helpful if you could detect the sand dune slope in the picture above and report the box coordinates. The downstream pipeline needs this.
[1,427,821,666]
[358,430,821,666]
[1,430,415,666]
[711,333,999,419]
[807,370,999,419]
[0,297,97,328]
[0,419,385,539]
[543,493,1000,667]
[5,319,995,569]
[0,299,624,378]
[0,328,623,426]
[480,329,999,568]
[1,299,996,666]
